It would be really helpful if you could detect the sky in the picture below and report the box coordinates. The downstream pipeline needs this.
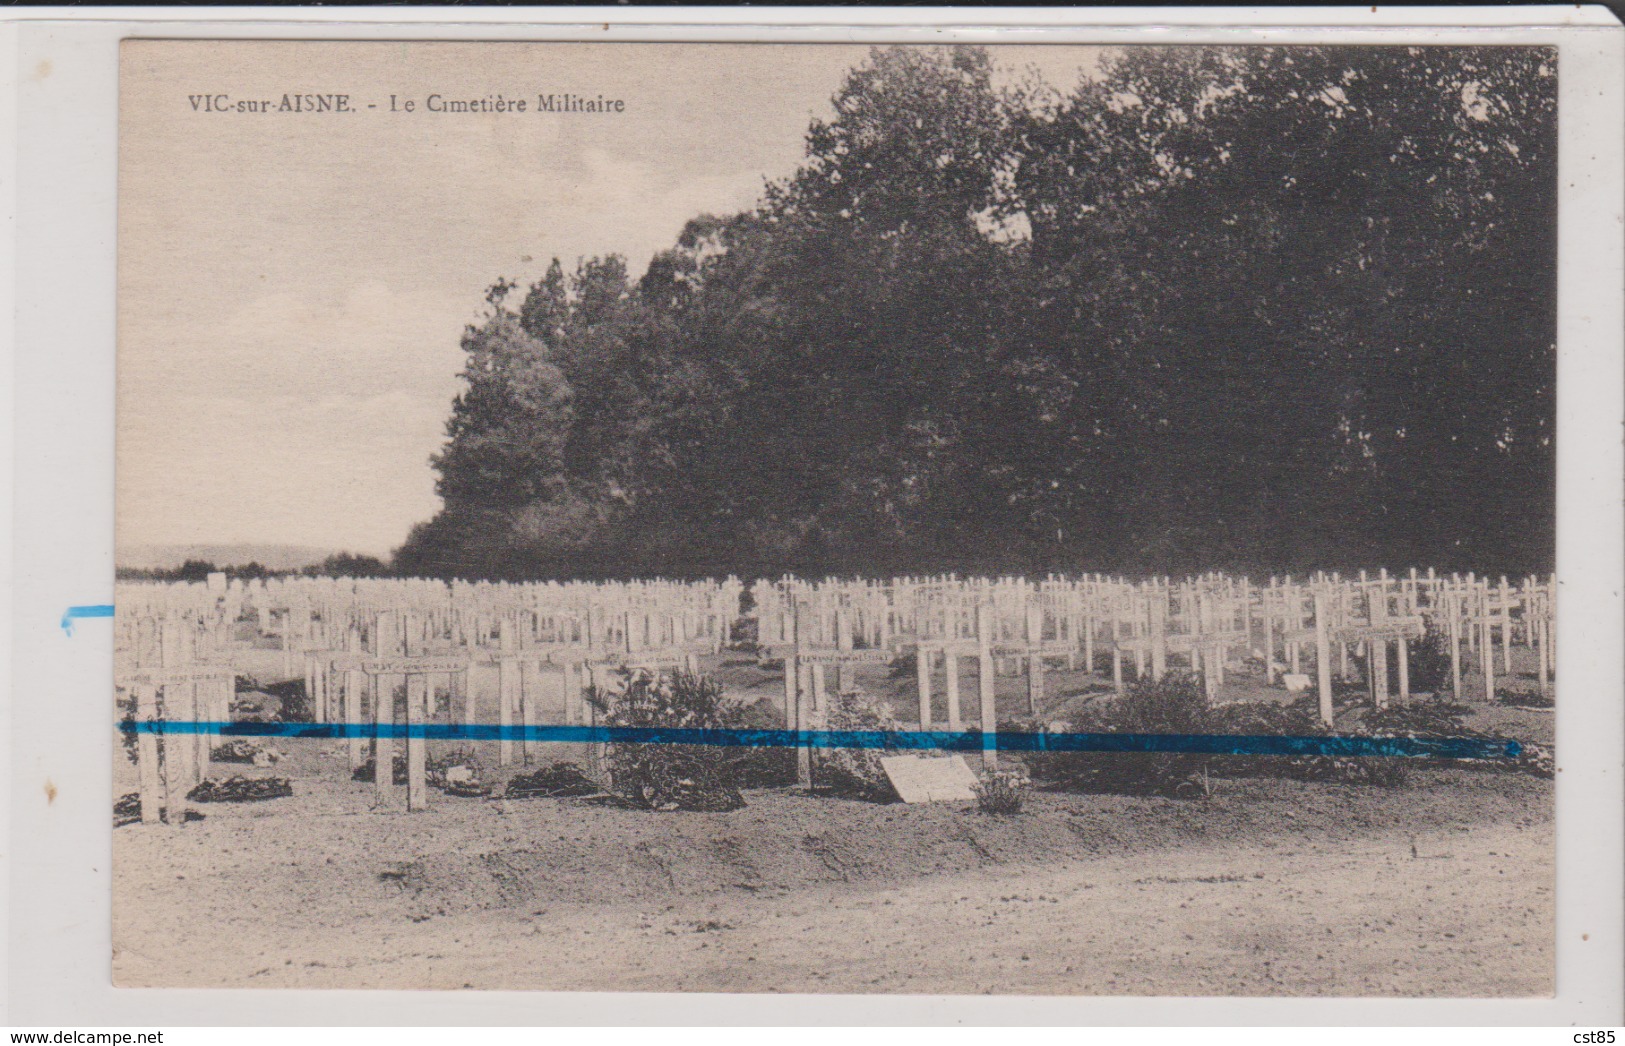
[117,40,1103,558]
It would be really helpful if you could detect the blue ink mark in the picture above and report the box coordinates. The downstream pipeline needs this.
[61,603,114,636]
[112,721,1520,761]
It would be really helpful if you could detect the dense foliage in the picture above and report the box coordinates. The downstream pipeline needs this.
[118,552,389,583]
[396,45,1555,581]
[586,669,751,811]
[1032,672,1219,795]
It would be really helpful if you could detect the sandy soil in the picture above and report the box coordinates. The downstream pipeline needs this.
[111,647,1555,995]
[113,759,1552,995]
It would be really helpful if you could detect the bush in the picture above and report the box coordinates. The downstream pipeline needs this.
[117,688,140,765]
[1205,696,1323,781]
[993,714,1055,779]
[113,792,142,827]
[211,738,282,765]
[586,669,747,812]
[504,761,598,798]
[1083,651,1145,681]
[351,749,486,792]
[1041,672,1214,796]
[1406,627,1455,694]
[1362,698,1474,736]
[812,687,902,801]
[1215,695,1418,788]
[974,768,1030,814]
[731,698,799,787]
[726,616,760,653]
[1341,629,1453,696]
[1496,687,1554,709]
[1288,696,1479,789]
[1031,681,1422,792]
[118,718,141,766]
[1319,757,1412,788]
[187,776,293,802]
[352,753,407,784]
[1209,694,1322,736]
[261,679,315,723]
[113,793,204,827]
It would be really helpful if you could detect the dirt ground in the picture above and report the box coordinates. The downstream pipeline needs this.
[112,761,1553,995]
[111,648,1555,995]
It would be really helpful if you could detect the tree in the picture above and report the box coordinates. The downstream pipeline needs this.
[431,292,575,513]
[312,553,389,578]
[398,44,1556,581]
[173,559,217,582]
[714,46,1027,574]
[1002,44,1555,573]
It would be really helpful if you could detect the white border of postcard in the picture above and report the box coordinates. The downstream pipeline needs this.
[3,5,1621,1028]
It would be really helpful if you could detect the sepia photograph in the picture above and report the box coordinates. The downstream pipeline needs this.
[112,38,1559,996]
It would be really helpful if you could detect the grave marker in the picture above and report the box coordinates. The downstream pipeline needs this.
[880,753,980,803]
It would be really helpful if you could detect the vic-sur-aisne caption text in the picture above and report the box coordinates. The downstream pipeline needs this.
[187,93,626,114]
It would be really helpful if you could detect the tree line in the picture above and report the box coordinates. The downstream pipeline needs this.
[118,553,391,583]
[395,45,1556,582]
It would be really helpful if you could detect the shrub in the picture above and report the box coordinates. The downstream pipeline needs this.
[1294,696,1479,789]
[113,793,204,827]
[261,679,315,723]
[813,687,902,801]
[726,616,760,652]
[1040,672,1214,796]
[1343,630,1454,696]
[352,753,408,784]
[585,669,747,812]
[117,688,140,765]
[187,776,293,802]
[113,793,142,827]
[1322,757,1412,788]
[1209,695,1322,736]
[1496,687,1554,709]
[993,714,1056,779]
[1400,626,1454,694]
[351,749,483,790]
[1367,695,1558,782]
[503,761,598,798]
[1111,673,1216,733]
[1333,673,1368,698]
[1206,696,1323,781]
[118,718,141,766]
[1035,683,1422,792]
[1362,697,1474,736]
[974,768,1030,814]
[1216,695,1421,788]
[211,738,281,765]
[731,698,799,787]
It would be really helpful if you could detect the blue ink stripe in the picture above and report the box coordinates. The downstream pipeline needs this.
[61,603,114,636]
[113,721,1519,760]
